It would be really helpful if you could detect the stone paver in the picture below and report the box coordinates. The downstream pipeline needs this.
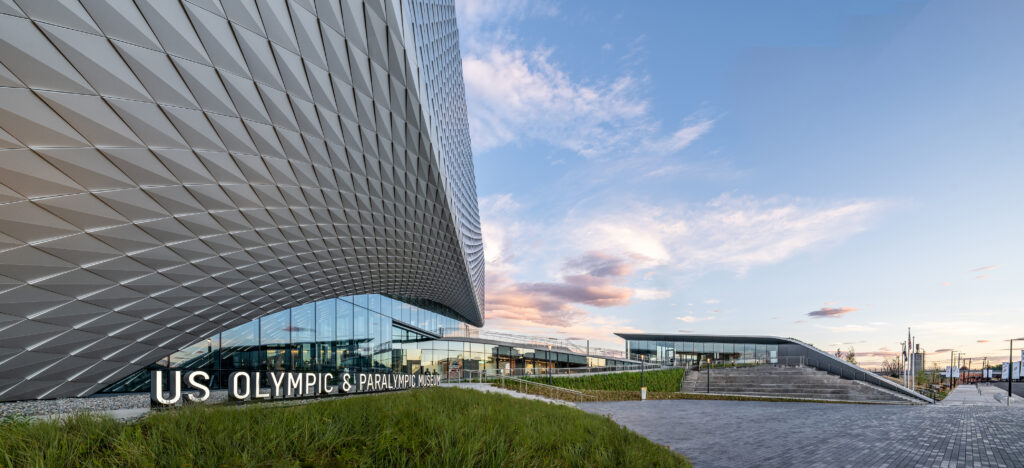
[940,384,1021,407]
[580,399,1024,467]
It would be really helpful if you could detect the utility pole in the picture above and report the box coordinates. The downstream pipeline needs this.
[1010,339,1015,403]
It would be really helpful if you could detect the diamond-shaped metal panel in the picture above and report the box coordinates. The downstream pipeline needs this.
[0,0,482,401]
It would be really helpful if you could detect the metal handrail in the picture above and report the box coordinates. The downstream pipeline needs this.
[437,328,626,359]
[496,375,598,402]
[442,363,660,382]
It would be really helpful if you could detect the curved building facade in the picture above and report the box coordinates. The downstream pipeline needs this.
[0,0,482,401]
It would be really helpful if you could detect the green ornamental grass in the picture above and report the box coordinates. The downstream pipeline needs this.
[0,387,689,467]
[522,369,686,392]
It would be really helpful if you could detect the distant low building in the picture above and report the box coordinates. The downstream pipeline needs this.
[616,333,932,403]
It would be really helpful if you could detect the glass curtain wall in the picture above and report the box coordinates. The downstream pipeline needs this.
[102,294,639,393]
[101,295,465,392]
[390,340,635,378]
[627,340,779,366]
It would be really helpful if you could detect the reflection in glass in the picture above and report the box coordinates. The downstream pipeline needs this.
[291,303,315,344]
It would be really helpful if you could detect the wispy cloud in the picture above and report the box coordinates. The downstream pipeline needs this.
[977,339,989,343]
[807,306,858,319]
[481,192,886,334]
[634,289,671,300]
[969,265,1000,272]
[571,195,886,274]
[676,315,714,323]
[455,0,558,34]
[463,46,652,156]
[857,349,900,358]
[485,254,636,327]
[643,120,714,154]
[934,348,953,353]
[458,2,716,159]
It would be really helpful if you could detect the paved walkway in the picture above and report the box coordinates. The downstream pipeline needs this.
[439,383,573,406]
[939,384,1021,406]
[991,382,1024,399]
[580,399,1024,467]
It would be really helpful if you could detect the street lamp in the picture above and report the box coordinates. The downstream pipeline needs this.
[1009,338,1024,402]
[640,354,645,389]
[706,357,711,393]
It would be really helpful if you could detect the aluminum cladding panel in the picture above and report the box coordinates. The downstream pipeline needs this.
[0,0,483,401]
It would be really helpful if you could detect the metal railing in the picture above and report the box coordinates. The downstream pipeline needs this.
[689,356,806,370]
[442,363,660,383]
[437,328,627,359]
[494,375,598,402]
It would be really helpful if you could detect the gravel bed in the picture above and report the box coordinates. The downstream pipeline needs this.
[0,391,231,419]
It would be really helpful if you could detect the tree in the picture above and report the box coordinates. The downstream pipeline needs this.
[881,358,900,377]
[834,348,844,359]
[845,347,857,365]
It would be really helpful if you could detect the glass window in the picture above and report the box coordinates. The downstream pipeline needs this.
[336,300,352,343]
[368,294,380,313]
[380,315,391,346]
[291,303,315,343]
[354,307,369,359]
[354,294,368,309]
[221,320,258,371]
[259,309,290,345]
[169,339,214,369]
[368,310,380,356]
[316,299,335,343]
[222,320,257,348]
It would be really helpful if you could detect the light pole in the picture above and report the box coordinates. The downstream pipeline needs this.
[1009,338,1023,402]
[640,354,645,390]
[706,357,711,393]
[546,344,552,385]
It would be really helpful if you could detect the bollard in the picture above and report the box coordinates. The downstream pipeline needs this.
[641,387,647,400]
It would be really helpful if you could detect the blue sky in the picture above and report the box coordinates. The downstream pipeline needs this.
[455,0,1024,366]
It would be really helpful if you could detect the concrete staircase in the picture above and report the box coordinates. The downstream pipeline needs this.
[682,366,917,404]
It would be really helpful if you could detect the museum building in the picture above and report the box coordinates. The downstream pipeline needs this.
[0,0,502,401]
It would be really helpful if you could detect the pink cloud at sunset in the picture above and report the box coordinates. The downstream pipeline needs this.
[807,306,858,319]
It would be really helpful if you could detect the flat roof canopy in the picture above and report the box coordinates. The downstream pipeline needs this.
[614,333,793,345]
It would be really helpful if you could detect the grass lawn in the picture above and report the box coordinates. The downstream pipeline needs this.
[0,387,689,467]
[493,380,892,405]
[521,369,686,393]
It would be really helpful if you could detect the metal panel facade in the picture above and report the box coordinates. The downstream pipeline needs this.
[0,0,483,401]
